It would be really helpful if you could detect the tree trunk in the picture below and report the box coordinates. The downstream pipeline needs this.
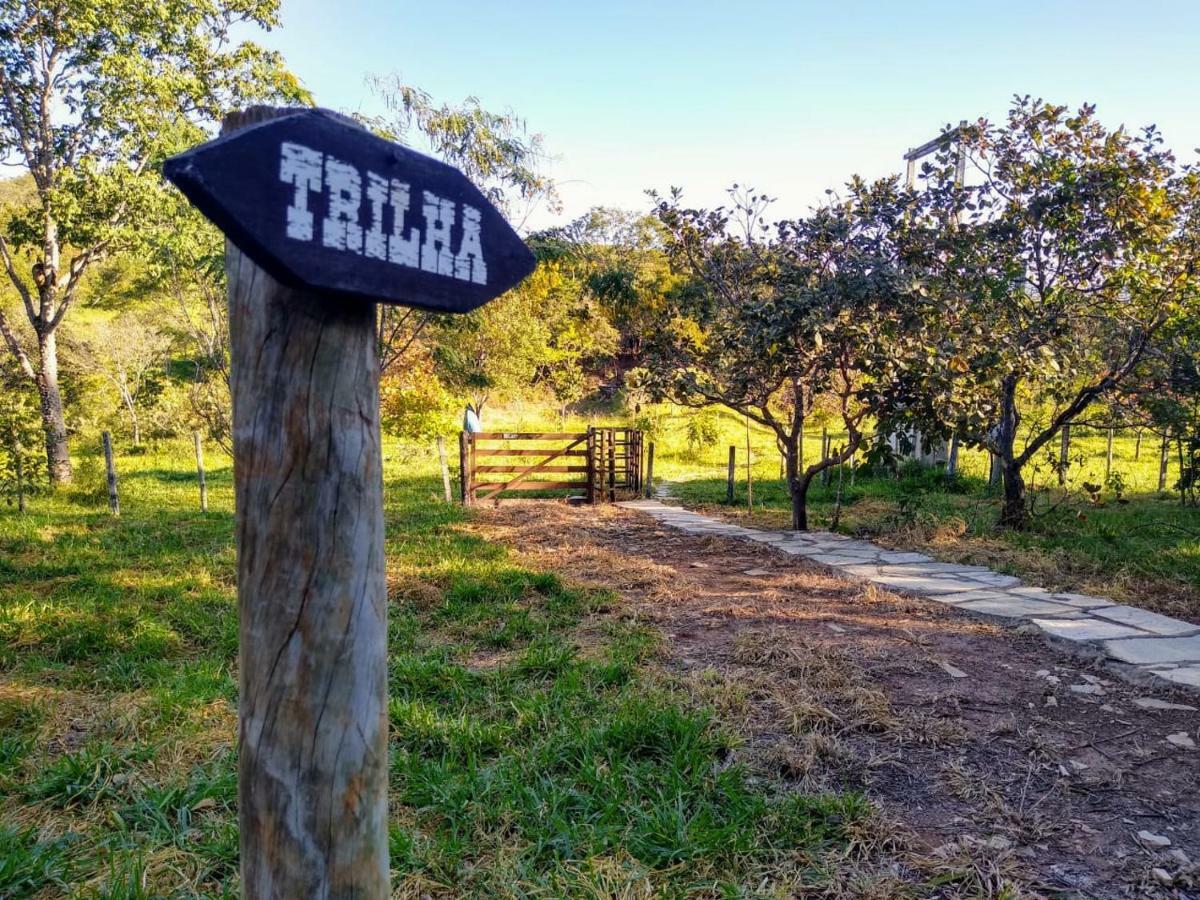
[35,331,71,484]
[784,439,813,531]
[996,376,1028,528]
[998,457,1027,528]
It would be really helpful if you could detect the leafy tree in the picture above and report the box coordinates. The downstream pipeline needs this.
[80,313,170,446]
[536,207,678,363]
[0,359,40,509]
[907,98,1200,526]
[640,183,920,530]
[365,77,558,378]
[0,0,304,483]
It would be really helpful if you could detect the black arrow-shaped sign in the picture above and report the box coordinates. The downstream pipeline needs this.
[163,108,536,313]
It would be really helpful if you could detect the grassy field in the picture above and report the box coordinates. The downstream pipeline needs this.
[0,439,875,897]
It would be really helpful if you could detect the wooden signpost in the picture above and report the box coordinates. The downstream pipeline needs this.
[164,106,535,899]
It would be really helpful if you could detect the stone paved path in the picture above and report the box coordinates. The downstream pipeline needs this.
[615,499,1200,695]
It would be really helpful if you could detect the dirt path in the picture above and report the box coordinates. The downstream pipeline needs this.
[471,502,1200,899]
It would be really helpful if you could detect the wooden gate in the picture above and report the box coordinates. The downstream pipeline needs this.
[460,428,643,505]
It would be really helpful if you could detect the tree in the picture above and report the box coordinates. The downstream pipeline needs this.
[0,0,304,483]
[640,182,920,530]
[81,313,170,446]
[0,358,41,509]
[908,98,1200,527]
[365,77,558,378]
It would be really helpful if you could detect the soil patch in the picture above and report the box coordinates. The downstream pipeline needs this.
[471,501,1200,898]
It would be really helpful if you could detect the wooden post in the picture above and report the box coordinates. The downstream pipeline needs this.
[586,428,597,505]
[607,428,616,501]
[223,109,388,900]
[1135,429,1143,461]
[1159,433,1170,492]
[946,434,960,477]
[820,429,831,487]
[745,416,753,512]
[194,431,208,513]
[1059,423,1071,486]
[1105,427,1114,481]
[437,436,452,503]
[102,431,119,516]
[14,439,25,514]
[459,431,470,505]
[644,441,655,498]
[726,445,736,504]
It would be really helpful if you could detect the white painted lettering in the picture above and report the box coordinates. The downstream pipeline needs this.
[364,173,390,260]
[421,191,457,277]
[280,143,491,284]
[386,180,421,268]
[455,205,488,285]
[279,142,323,241]
[323,156,363,253]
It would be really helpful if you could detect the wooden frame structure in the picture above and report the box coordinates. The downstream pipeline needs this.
[461,428,644,505]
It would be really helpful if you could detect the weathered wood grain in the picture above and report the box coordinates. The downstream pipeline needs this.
[224,108,388,900]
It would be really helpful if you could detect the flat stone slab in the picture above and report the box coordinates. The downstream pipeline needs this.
[812,554,877,567]
[1033,617,1148,642]
[1050,593,1114,609]
[879,563,982,576]
[870,575,992,595]
[740,532,789,543]
[958,596,1079,619]
[1155,666,1200,688]
[1104,636,1200,666]
[877,551,934,564]
[960,578,1027,592]
[1091,605,1200,636]
[936,589,1018,604]
[840,563,882,577]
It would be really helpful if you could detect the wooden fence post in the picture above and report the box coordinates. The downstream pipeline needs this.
[194,431,208,513]
[14,439,25,514]
[102,431,119,516]
[1159,433,1170,492]
[946,434,959,477]
[821,429,831,487]
[456,432,470,504]
[607,428,616,501]
[223,110,388,899]
[745,417,753,512]
[1105,427,1114,481]
[726,445,736,504]
[644,441,655,498]
[586,428,597,505]
[437,436,452,503]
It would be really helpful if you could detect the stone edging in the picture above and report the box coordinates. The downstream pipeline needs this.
[615,499,1200,695]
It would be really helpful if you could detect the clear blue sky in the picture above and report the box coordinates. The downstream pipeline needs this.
[258,0,1200,229]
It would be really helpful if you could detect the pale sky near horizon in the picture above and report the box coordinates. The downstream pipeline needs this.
[257,0,1200,230]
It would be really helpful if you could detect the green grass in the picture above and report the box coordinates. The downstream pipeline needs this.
[0,437,875,896]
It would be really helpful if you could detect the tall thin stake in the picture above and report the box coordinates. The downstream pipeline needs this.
[745,416,753,512]
[436,436,452,503]
[194,431,208,513]
[102,431,119,516]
